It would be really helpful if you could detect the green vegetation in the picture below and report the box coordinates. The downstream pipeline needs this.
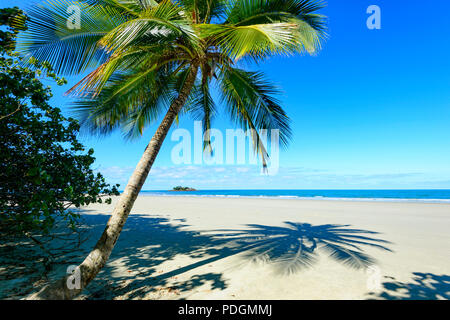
[172,186,197,191]
[0,7,119,238]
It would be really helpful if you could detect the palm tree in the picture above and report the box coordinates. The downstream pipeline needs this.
[18,0,327,299]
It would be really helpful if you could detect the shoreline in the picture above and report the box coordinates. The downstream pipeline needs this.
[134,193,450,204]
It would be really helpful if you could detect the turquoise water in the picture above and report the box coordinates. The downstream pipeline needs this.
[139,189,450,203]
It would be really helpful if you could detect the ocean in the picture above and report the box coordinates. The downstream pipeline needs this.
[138,189,450,203]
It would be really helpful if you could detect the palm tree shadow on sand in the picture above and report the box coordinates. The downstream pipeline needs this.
[77,215,392,299]
[209,222,392,275]
[2,214,392,299]
[368,273,450,300]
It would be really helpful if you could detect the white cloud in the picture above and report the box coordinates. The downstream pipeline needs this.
[96,164,449,190]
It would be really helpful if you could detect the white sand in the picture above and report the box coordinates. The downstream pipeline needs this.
[69,196,450,300]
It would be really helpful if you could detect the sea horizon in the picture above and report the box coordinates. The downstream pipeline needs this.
[134,189,450,203]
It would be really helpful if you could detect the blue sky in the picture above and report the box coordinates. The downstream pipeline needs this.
[6,0,450,189]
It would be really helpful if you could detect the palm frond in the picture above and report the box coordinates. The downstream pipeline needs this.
[186,79,217,153]
[121,70,180,138]
[179,0,228,23]
[68,44,189,96]
[83,0,147,15]
[99,0,198,53]
[73,69,173,137]
[73,61,196,138]
[67,46,149,96]
[217,0,327,59]
[198,22,308,60]
[17,0,128,75]
[122,63,200,138]
[226,0,326,29]
[218,67,291,166]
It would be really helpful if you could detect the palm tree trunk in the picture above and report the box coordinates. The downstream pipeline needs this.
[27,64,199,300]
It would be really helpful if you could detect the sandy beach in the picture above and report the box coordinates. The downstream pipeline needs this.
[38,195,447,300]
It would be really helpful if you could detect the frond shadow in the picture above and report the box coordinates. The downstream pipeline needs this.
[368,273,450,300]
[210,222,392,275]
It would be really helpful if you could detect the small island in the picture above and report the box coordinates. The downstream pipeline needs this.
[171,186,197,192]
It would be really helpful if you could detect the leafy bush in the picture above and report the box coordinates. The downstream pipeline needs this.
[0,7,119,237]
